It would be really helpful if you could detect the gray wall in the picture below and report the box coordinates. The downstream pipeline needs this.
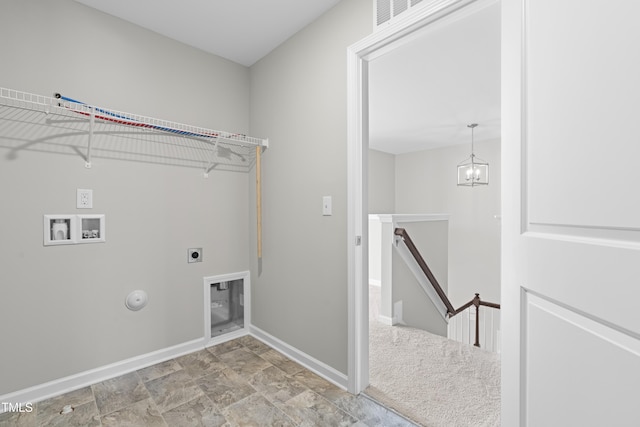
[395,139,501,306]
[0,0,251,394]
[368,149,395,214]
[392,220,449,336]
[249,0,372,375]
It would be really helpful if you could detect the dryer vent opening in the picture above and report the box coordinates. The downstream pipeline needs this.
[210,279,244,338]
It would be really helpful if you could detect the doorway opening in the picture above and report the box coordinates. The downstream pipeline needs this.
[348,0,501,425]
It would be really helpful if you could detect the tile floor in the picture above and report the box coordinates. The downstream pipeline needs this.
[0,335,417,426]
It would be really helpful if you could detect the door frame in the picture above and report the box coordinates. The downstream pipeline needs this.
[346,0,498,394]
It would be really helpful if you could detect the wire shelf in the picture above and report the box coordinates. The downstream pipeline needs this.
[0,87,268,174]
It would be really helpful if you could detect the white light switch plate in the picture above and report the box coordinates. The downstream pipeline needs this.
[322,196,332,216]
[77,189,93,209]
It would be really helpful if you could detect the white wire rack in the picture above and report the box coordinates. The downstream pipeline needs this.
[0,87,268,174]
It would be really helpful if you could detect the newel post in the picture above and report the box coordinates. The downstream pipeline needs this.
[473,293,481,347]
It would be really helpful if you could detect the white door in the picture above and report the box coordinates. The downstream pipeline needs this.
[502,1,640,426]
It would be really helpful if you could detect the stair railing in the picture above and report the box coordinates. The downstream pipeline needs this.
[394,227,500,348]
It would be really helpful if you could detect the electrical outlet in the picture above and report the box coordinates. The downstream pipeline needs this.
[77,189,93,209]
[188,248,202,263]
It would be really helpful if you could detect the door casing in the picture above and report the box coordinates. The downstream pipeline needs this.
[346,0,499,394]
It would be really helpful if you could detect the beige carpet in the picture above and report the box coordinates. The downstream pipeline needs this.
[367,285,500,427]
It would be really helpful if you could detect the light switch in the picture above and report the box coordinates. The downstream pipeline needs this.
[322,196,332,216]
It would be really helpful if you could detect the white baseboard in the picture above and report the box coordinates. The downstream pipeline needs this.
[377,314,394,325]
[0,338,203,410]
[205,328,249,348]
[1,327,351,412]
[249,326,349,391]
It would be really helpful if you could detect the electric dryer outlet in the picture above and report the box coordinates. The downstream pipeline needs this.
[188,248,202,263]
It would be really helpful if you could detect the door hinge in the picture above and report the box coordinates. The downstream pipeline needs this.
[355,235,362,246]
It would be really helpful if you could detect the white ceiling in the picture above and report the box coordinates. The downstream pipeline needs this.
[73,0,342,67]
[369,1,501,154]
[74,0,500,155]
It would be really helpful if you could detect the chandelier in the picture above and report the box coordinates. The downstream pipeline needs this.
[457,123,488,186]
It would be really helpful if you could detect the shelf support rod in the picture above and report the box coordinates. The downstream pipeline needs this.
[203,137,219,178]
[256,145,262,258]
[86,105,94,168]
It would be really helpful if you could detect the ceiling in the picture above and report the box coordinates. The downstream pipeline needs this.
[74,0,500,155]
[369,0,501,154]
[73,0,342,67]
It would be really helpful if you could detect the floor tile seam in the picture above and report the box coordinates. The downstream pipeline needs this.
[157,392,233,427]
[245,390,301,427]
[239,341,273,357]
[198,373,262,411]
[230,356,280,384]
[148,380,207,415]
[278,364,307,378]
[89,385,98,417]
[291,387,359,424]
[98,400,164,427]
[214,392,248,425]
[254,354,297,378]
[359,392,421,427]
[252,351,310,385]
[217,364,299,418]
[38,401,95,427]
[93,375,153,419]
[215,346,261,372]
[38,386,97,414]
[140,367,180,385]
[250,375,308,410]
[204,343,240,357]
[273,369,309,392]
[146,369,203,391]
[180,351,249,383]
[269,392,332,427]
[140,358,186,382]
[96,396,163,425]
[160,390,216,416]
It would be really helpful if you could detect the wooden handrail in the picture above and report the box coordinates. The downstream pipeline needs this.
[394,227,455,315]
[394,227,501,348]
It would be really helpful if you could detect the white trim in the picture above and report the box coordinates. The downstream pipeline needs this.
[43,214,77,246]
[347,0,497,395]
[205,328,249,348]
[375,213,450,224]
[377,314,395,326]
[0,339,203,410]
[347,31,369,394]
[76,214,106,244]
[3,310,346,414]
[369,279,382,287]
[524,228,640,251]
[249,325,349,390]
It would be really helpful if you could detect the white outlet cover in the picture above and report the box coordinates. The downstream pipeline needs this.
[77,189,93,209]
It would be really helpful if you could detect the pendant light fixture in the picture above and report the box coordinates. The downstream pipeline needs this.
[457,123,488,186]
